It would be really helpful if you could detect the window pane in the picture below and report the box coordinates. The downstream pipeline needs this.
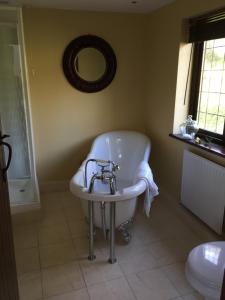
[216,116,225,134]
[196,39,225,137]
[201,71,210,92]
[214,38,225,47]
[221,71,225,93]
[205,114,217,132]
[206,40,214,49]
[211,47,225,70]
[209,70,223,92]
[199,92,208,112]
[204,49,213,70]
[198,112,206,129]
[207,93,220,114]
[219,94,225,116]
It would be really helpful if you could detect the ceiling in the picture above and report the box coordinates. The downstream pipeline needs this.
[5,0,175,13]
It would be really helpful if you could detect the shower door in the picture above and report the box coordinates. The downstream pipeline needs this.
[0,123,19,300]
[0,21,38,206]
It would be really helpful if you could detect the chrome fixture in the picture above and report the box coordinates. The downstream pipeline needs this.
[100,201,107,240]
[88,200,96,261]
[108,201,116,264]
[85,158,119,264]
[84,158,119,189]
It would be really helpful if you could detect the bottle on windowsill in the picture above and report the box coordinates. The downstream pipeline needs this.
[180,115,199,139]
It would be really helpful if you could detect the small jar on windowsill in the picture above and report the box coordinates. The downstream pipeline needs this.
[180,115,199,140]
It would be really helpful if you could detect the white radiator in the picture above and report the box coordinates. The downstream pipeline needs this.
[181,150,225,234]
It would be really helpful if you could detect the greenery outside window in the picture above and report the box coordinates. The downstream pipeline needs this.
[189,8,225,145]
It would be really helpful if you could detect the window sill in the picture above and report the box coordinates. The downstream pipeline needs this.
[169,133,225,159]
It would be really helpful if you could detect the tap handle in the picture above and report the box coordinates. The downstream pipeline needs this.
[98,163,110,170]
[112,164,120,172]
[96,159,110,164]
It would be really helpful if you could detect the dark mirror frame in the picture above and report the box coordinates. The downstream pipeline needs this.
[62,35,117,93]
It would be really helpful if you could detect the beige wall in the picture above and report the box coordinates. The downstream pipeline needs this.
[23,3,225,194]
[22,8,147,182]
[146,0,225,201]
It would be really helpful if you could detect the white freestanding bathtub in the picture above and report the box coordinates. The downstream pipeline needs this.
[70,131,151,231]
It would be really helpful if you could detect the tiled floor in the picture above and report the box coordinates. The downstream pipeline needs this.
[12,191,214,300]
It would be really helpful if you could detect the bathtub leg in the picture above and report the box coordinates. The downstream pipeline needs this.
[88,200,96,261]
[108,201,117,264]
[100,202,107,240]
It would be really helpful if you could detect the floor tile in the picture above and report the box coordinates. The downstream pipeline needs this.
[18,271,42,300]
[60,192,82,209]
[131,222,162,246]
[12,210,41,226]
[126,268,179,300]
[100,225,153,260]
[161,262,194,296]
[39,241,77,268]
[67,219,88,238]
[42,261,85,298]
[15,247,40,275]
[63,205,84,222]
[12,191,213,300]
[118,245,158,275]
[157,219,201,241]
[88,277,135,300]
[132,203,197,245]
[38,210,67,228]
[148,198,174,220]
[38,223,71,246]
[41,192,63,212]
[80,254,123,286]
[101,239,142,261]
[73,236,103,259]
[148,237,199,267]
[13,224,38,249]
[61,193,86,223]
[43,288,90,300]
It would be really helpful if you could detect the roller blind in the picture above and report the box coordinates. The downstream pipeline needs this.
[189,7,225,42]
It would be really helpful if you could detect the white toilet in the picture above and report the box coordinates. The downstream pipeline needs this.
[186,242,225,300]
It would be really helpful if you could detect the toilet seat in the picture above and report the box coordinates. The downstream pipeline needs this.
[186,241,225,299]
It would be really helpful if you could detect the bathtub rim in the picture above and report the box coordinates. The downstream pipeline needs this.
[70,174,147,202]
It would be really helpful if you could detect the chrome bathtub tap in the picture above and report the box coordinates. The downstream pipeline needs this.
[87,160,119,240]
[84,159,119,189]
[88,170,117,194]
[84,158,119,264]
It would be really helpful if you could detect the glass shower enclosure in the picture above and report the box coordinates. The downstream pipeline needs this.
[0,7,39,210]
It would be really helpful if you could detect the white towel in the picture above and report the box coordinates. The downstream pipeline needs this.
[134,161,159,217]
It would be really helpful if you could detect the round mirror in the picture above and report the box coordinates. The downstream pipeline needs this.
[74,47,106,82]
[63,35,117,93]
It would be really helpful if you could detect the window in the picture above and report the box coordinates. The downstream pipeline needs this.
[189,8,225,145]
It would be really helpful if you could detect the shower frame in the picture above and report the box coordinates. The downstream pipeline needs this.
[0,6,40,212]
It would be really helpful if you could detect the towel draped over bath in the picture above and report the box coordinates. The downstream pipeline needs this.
[134,161,159,217]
